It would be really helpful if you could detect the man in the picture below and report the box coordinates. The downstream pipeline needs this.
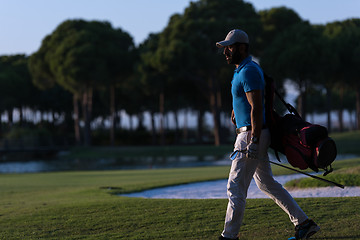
[216,29,320,240]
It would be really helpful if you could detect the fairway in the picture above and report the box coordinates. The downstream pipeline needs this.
[1,161,360,239]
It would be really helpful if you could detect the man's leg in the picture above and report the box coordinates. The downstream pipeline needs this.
[253,157,308,226]
[221,132,261,239]
[253,130,320,239]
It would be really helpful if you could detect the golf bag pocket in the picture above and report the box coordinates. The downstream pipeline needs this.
[281,121,337,174]
[299,124,328,146]
[283,134,311,170]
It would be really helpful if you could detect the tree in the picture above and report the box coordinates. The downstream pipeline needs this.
[261,22,323,119]
[29,19,134,145]
[259,7,302,54]
[33,85,73,127]
[323,19,360,130]
[102,28,135,145]
[0,55,35,125]
[137,33,168,144]
[258,7,304,96]
[304,24,337,131]
[340,19,360,130]
[153,0,262,146]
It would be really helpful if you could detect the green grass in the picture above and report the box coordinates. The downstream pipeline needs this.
[1,162,360,239]
[331,130,360,155]
[1,131,360,239]
[284,158,360,188]
[285,164,360,188]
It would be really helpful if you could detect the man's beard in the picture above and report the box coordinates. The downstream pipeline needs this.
[225,49,241,65]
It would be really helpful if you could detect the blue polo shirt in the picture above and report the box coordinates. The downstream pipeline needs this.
[231,56,265,128]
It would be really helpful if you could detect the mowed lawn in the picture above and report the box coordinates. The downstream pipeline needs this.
[1,163,360,239]
[1,131,360,239]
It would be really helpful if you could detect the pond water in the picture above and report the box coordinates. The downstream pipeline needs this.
[0,153,357,174]
[0,153,230,173]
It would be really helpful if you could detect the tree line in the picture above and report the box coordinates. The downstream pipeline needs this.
[0,0,359,146]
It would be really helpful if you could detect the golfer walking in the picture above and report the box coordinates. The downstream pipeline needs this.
[216,29,320,240]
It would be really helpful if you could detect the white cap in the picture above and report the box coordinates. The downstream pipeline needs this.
[216,29,249,48]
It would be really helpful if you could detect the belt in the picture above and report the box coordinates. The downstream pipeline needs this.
[236,125,267,134]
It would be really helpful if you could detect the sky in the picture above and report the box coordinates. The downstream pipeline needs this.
[1,0,359,56]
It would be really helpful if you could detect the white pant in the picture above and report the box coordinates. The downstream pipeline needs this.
[222,129,308,239]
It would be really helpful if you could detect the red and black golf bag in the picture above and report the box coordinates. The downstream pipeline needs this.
[264,74,337,176]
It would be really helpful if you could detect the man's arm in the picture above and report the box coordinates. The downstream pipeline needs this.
[245,89,263,142]
[231,109,236,126]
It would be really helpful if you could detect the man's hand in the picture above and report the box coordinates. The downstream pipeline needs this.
[246,141,258,159]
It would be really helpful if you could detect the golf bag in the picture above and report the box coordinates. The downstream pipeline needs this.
[264,74,337,176]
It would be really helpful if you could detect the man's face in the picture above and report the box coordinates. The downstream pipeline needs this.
[223,44,242,65]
